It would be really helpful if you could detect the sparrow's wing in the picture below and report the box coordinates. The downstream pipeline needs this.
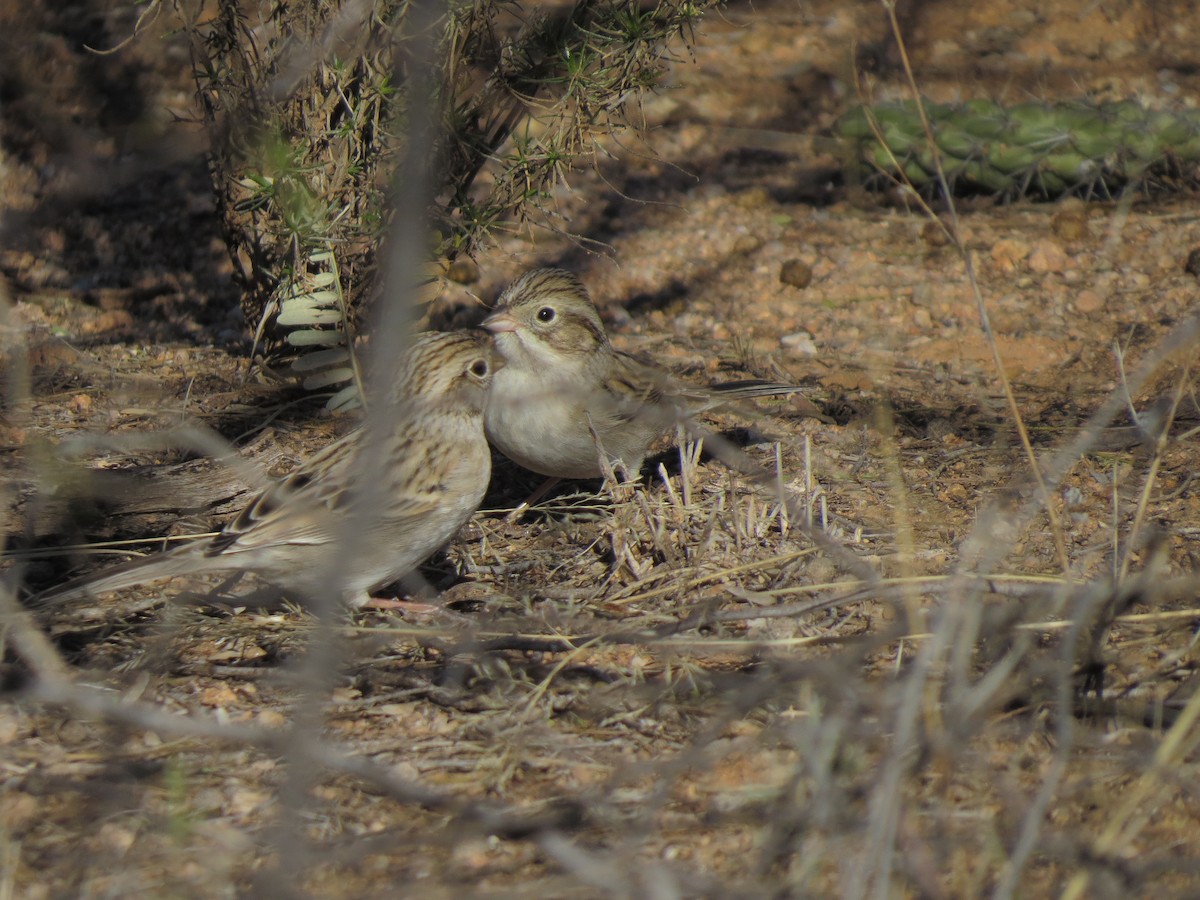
[205,432,356,554]
[209,428,446,557]
[600,351,675,428]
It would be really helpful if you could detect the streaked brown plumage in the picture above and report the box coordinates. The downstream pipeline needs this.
[36,331,500,608]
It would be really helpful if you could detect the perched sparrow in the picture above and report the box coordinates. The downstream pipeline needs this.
[483,268,805,482]
[35,331,499,609]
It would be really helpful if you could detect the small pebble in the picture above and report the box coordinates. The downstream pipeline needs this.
[779,331,817,355]
[256,709,287,728]
[81,310,134,334]
[921,219,952,247]
[734,187,770,209]
[1027,240,1068,274]
[1074,289,1104,313]
[733,233,763,254]
[779,259,813,289]
[991,238,1030,270]
[1184,247,1200,278]
[446,258,480,284]
[1051,206,1089,242]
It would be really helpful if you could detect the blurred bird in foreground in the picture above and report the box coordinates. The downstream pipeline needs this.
[34,330,499,609]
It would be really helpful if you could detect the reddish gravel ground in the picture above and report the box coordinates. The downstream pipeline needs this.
[3,0,1200,895]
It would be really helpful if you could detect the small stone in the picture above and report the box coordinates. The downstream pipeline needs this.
[779,331,817,355]
[910,283,935,306]
[96,823,137,855]
[199,683,240,708]
[446,258,480,284]
[1184,247,1200,278]
[1074,289,1105,313]
[0,791,38,832]
[912,307,933,330]
[0,708,21,745]
[1027,240,1068,274]
[256,709,287,728]
[672,312,699,336]
[227,788,271,819]
[1062,486,1084,508]
[938,481,969,503]
[81,310,135,334]
[779,259,813,289]
[734,187,771,210]
[732,233,762,254]
[921,218,952,247]
[991,238,1031,270]
[1051,206,1089,242]
[93,288,132,311]
[1103,39,1136,61]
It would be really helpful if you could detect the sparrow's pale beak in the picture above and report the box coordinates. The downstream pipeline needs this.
[483,310,518,334]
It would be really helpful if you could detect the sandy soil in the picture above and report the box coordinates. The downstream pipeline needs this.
[3,0,1200,896]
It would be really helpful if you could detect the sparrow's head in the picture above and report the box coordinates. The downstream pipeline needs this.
[483,268,609,364]
[393,330,500,412]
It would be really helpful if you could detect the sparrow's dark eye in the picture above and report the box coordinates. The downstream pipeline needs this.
[536,306,556,323]
[469,358,489,378]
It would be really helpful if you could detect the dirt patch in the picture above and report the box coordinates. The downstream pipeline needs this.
[4,0,1200,896]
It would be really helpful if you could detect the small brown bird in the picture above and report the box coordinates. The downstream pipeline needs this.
[483,268,805,482]
[35,331,500,608]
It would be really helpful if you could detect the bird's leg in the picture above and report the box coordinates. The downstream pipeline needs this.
[588,416,637,504]
[350,583,443,613]
[359,596,442,613]
[503,475,563,524]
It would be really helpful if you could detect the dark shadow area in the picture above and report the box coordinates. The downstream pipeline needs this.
[0,0,239,343]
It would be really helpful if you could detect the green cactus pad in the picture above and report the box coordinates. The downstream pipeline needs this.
[835,97,1200,201]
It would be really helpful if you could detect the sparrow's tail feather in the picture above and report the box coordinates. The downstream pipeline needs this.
[32,542,220,608]
[692,380,830,425]
[708,380,806,399]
